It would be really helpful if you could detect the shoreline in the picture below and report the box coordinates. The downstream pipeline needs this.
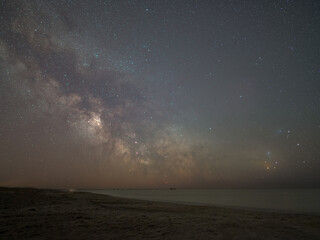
[1,187,320,239]
[79,189,320,216]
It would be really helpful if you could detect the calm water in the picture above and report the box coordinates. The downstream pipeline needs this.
[82,189,320,214]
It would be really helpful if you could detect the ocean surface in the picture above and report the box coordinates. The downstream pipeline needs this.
[81,189,320,214]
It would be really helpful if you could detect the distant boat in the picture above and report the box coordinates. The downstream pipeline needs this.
[170,188,176,190]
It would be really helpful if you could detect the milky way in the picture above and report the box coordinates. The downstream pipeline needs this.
[0,0,320,188]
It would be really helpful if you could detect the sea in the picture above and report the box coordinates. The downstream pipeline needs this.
[80,189,320,214]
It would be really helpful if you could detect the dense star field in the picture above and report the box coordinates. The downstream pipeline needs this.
[0,0,319,188]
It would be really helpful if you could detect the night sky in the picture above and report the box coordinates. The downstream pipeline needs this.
[0,0,320,189]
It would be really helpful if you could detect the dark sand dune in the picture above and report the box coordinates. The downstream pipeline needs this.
[0,187,319,239]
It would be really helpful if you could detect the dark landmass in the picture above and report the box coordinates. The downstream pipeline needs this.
[0,187,319,239]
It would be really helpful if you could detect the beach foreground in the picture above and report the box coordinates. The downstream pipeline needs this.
[1,188,319,240]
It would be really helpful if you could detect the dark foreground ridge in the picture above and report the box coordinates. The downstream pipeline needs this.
[0,187,320,239]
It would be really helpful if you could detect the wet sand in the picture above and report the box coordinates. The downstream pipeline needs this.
[1,187,319,239]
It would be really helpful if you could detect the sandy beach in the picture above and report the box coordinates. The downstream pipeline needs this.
[1,187,319,240]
